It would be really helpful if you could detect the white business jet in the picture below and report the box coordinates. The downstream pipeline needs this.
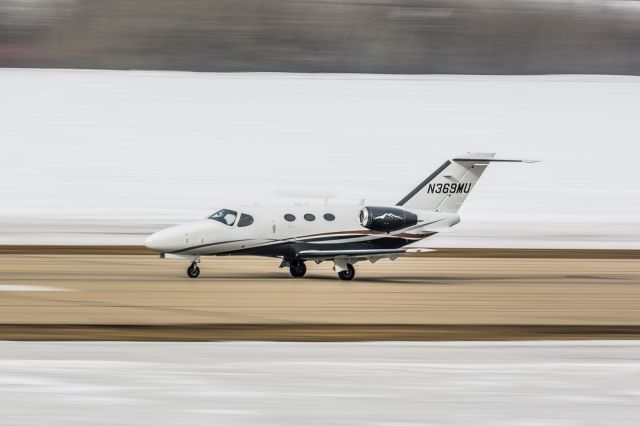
[145,153,535,280]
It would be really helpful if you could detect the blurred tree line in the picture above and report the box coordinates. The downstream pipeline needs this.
[1,0,638,74]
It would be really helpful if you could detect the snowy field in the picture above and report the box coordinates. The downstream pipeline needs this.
[1,69,639,247]
[0,341,639,426]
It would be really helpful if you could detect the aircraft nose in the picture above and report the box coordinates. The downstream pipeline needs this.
[144,221,210,253]
[145,228,183,253]
[144,232,165,252]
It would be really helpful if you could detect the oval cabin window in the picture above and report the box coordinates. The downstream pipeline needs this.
[238,213,254,227]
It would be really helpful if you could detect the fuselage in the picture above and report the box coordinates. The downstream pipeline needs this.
[144,204,459,259]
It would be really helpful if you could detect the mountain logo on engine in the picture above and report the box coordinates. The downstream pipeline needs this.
[373,213,403,220]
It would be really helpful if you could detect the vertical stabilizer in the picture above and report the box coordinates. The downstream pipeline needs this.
[397,153,533,213]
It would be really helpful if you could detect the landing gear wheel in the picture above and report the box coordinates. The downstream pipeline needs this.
[187,262,200,278]
[338,264,355,281]
[289,261,307,278]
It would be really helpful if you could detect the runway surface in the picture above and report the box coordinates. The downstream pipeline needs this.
[0,341,639,426]
[1,253,639,340]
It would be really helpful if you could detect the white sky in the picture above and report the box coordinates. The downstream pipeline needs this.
[0,70,638,246]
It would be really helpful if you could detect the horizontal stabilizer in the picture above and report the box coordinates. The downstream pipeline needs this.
[453,157,540,163]
[452,153,540,163]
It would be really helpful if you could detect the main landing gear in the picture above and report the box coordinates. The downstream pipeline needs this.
[187,261,200,278]
[289,260,307,278]
[282,259,356,280]
[333,257,356,281]
[337,264,355,281]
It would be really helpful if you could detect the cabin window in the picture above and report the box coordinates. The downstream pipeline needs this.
[237,213,254,227]
[323,213,335,221]
[304,213,316,221]
[284,214,296,222]
[207,209,238,226]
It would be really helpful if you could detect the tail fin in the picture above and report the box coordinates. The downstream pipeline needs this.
[396,153,536,213]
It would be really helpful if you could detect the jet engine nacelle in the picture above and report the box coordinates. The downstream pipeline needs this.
[359,206,418,232]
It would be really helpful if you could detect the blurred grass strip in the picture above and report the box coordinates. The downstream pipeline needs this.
[2,324,640,341]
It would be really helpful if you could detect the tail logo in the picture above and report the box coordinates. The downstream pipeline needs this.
[427,182,472,194]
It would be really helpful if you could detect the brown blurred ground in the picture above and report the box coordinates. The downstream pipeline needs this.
[1,250,639,340]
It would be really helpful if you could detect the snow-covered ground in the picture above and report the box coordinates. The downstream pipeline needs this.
[1,69,639,247]
[1,341,639,426]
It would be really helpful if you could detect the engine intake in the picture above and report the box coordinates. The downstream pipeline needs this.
[359,206,418,232]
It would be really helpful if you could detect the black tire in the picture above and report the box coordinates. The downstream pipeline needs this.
[187,263,200,278]
[289,261,307,278]
[338,264,355,281]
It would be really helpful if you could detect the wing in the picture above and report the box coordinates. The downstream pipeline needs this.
[298,247,433,262]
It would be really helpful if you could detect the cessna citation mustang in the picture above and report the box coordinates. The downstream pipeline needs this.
[145,153,536,280]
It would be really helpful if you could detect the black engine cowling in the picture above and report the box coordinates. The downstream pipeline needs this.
[359,206,418,232]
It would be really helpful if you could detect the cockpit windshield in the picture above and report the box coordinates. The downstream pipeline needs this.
[207,209,238,226]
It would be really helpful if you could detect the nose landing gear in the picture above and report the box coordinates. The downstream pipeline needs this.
[187,261,200,278]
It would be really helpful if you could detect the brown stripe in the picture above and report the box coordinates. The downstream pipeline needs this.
[1,324,640,341]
